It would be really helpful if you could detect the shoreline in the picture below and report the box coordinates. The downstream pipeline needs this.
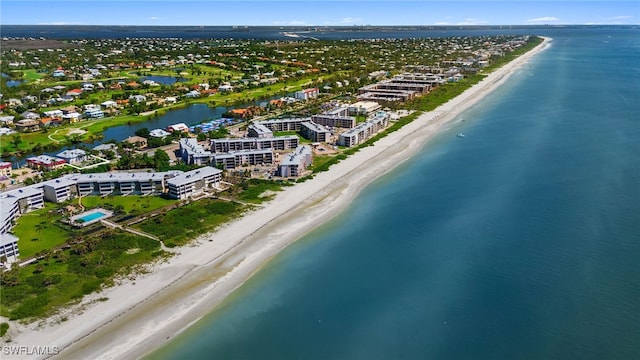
[3,37,551,360]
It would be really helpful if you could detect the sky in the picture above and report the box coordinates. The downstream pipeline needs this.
[1,1,638,26]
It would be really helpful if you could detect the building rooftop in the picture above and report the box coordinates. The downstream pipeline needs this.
[166,166,222,187]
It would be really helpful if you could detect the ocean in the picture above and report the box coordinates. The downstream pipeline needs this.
[147,28,640,359]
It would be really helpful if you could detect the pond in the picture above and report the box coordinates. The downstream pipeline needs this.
[140,75,188,85]
[2,73,23,87]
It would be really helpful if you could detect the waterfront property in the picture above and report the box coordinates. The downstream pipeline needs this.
[357,73,441,102]
[211,149,274,170]
[348,101,382,116]
[338,112,390,147]
[311,107,356,128]
[0,233,19,265]
[300,122,331,143]
[166,166,223,200]
[278,145,312,178]
[0,166,224,265]
[210,136,299,153]
[56,149,88,164]
[70,208,114,227]
[255,117,310,132]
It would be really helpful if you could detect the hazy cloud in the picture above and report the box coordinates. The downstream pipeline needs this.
[608,15,634,20]
[272,20,309,26]
[525,16,559,23]
[339,17,364,24]
[457,18,488,25]
[36,22,84,25]
[150,17,159,21]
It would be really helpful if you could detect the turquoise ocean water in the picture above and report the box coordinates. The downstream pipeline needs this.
[154,29,640,359]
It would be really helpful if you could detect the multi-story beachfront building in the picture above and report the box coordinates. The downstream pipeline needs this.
[166,166,223,200]
[357,73,436,103]
[311,106,356,129]
[0,233,19,264]
[278,145,312,178]
[300,122,331,143]
[210,136,299,153]
[348,101,382,116]
[255,117,310,132]
[74,171,176,197]
[0,166,225,265]
[211,149,274,170]
[338,112,390,147]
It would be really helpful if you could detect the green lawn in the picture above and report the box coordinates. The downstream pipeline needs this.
[23,69,47,81]
[12,204,71,259]
[81,195,176,214]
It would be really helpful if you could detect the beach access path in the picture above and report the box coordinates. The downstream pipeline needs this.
[3,37,551,360]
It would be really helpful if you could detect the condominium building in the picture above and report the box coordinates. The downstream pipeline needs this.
[247,123,274,139]
[255,117,310,132]
[310,115,356,129]
[166,166,223,200]
[338,112,390,147]
[300,122,331,143]
[278,145,312,177]
[42,177,78,203]
[210,136,299,153]
[348,101,382,116]
[74,171,175,197]
[0,233,19,264]
[211,149,274,170]
[357,73,435,103]
[179,138,213,165]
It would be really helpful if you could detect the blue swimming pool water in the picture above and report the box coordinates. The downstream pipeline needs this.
[77,211,107,223]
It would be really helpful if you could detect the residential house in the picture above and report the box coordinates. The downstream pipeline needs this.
[0,162,12,178]
[26,155,66,170]
[15,119,41,132]
[56,149,87,164]
[123,136,148,149]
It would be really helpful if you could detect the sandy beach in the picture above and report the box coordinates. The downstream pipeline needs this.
[2,37,551,360]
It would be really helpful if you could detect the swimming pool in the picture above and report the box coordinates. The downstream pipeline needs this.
[70,208,114,227]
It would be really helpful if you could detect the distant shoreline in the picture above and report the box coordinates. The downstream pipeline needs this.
[3,37,551,360]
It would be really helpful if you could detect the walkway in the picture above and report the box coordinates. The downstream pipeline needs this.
[100,219,159,241]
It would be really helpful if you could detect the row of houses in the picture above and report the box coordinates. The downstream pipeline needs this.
[0,166,223,265]
[26,149,89,171]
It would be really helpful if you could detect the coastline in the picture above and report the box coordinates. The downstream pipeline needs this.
[3,37,551,360]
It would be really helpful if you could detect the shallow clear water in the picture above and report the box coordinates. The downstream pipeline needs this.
[152,29,640,359]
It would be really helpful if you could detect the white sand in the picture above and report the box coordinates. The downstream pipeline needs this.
[2,37,551,360]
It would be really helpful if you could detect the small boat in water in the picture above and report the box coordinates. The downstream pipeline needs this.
[457,133,465,138]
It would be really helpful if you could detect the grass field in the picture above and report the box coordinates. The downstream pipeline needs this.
[81,195,176,214]
[12,203,71,259]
